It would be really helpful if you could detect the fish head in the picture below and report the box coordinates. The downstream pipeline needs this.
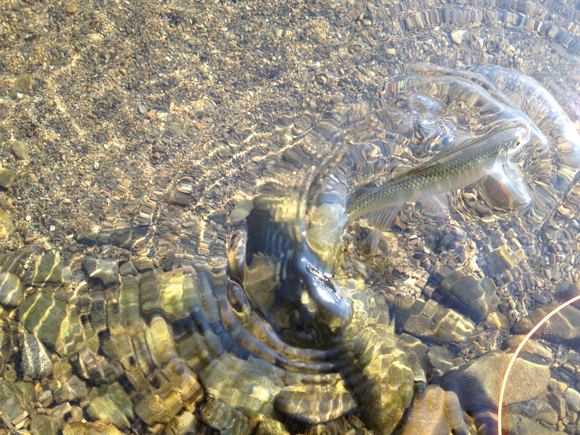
[500,120,531,158]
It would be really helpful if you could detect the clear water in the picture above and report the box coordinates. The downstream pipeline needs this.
[1,0,580,434]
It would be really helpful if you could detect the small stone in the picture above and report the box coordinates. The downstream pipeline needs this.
[62,422,90,435]
[402,299,475,343]
[166,411,201,435]
[486,311,509,329]
[54,376,87,403]
[86,383,134,429]
[30,415,61,435]
[31,253,66,284]
[549,379,568,393]
[0,272,23,306]
[0,314,12,372]
[230,199,254,224]
[485,245,518,274]
[82,257,119,286]
[0,209,15,237]
[69,406,84,423]
[451,29,467,45]
[0,380,25,423]
[65,3,77,14]
[21,331,53,379]
[502,335,553,360]
[401,386,467,434]
[0,168,16,189]
[566,388,580,412]
[9,74,32,99]
[438,269,499,322]
[549,391,567,419]
[20,293,67,350]
[428,345,456,378]
[540,408,559,425]
[503,413,564,435]
[10,141,30,159]
[51,402,73,422]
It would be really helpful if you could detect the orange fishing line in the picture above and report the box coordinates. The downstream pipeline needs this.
[498,294,580,434]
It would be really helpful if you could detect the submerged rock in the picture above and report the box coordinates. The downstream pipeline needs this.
[86,383,134,430]
[437,267,499,322]
[444,352,550,409]
[0,314,11,373]
[53,375,87,403]
[0,379,26,429]
[21,330,53,379]
[399,298,475,344]
[502,413,567,435]
[514,303,580,344]
[0,272,23,307]
[20,292,66,350]
[401,386,468,435]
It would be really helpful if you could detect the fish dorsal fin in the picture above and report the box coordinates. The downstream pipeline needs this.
[391,160,438,181]
[360,203,404,231]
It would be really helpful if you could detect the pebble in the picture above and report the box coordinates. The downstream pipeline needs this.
[401,386,467,434]
[428,345,456,378]
[0,271,23,306]
[549,391,567,419]
[9,74,32,99]
[566,388,580,412]
[53,376,87,403]
[438,270,499,322]
[503,413,566,435]
[0,380,26,426]
[29,415,60,435]
[451,29,467,45]
[20,292,67,350]
[502,335,553,360]
[21,331,53,379]
[165,411,201,435]
[401,298,475,343]
[65,3,77,14]
[0,168,15,189]
[86,383,134,429]
[486,245,518,275]
[62,421,124,435]
[0,315,11,373]
[10,141,30,159]
[0,208,15,237]
[486,311,509,329]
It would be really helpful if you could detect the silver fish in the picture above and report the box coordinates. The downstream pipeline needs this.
[346,120,531,228]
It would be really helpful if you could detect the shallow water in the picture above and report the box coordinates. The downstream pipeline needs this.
[1,0,580,434]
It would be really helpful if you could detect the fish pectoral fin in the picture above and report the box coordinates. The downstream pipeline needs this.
[488,157,532,206]
[419,194,450,218]
[367,228,382,254]
[360,202,404,231]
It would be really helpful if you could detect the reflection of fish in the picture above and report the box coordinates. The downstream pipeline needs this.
[346,121,531,228]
